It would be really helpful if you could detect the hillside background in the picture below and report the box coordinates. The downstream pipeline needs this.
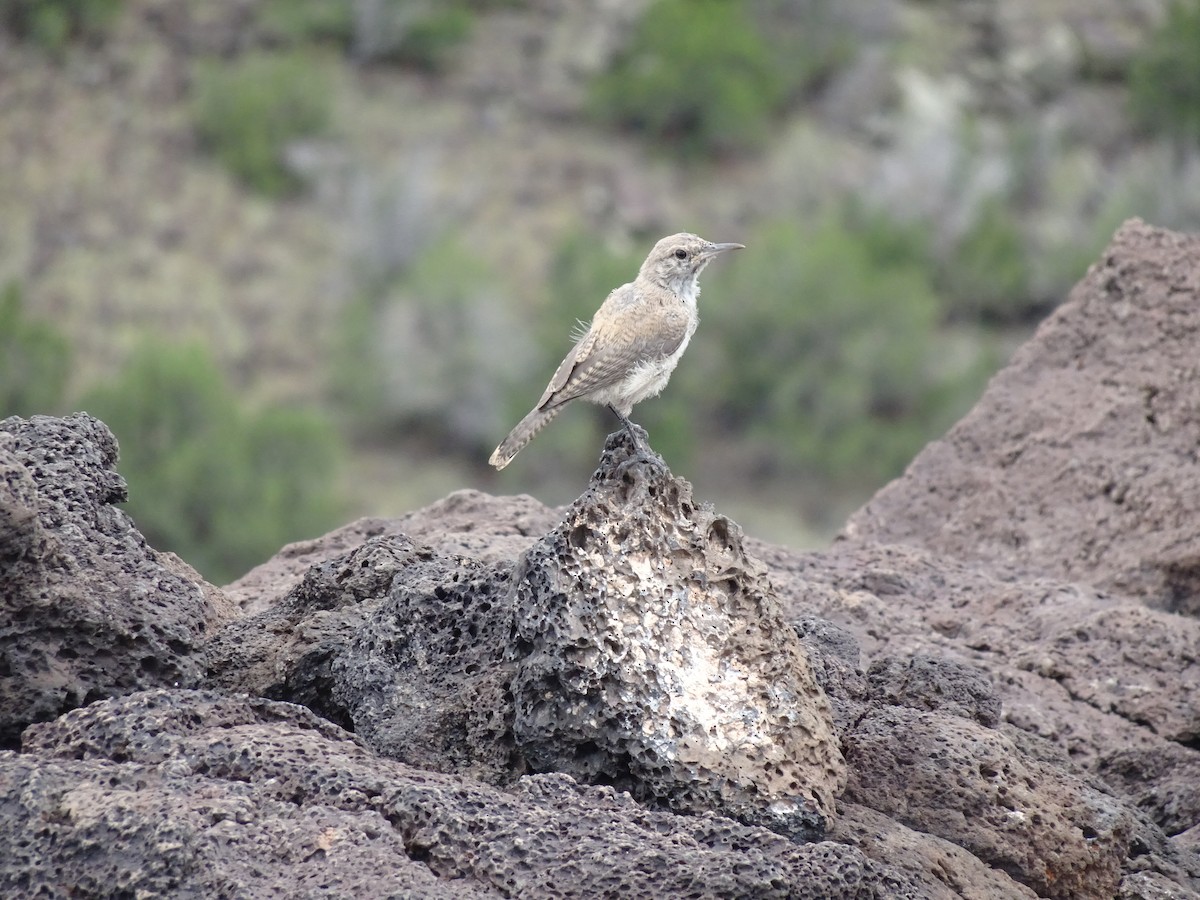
[4,0,1200,582]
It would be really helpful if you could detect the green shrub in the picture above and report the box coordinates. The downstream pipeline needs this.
[0,282,71,417]
[1,0,123,54]
[256,0,483,70]
[258,0,355,47]
[1129,0,1200,146]
[347,1,473,70]
[191,51,333,197]
[589,0,846,157]
[333,235,526,448]
[388,8,472,71]
[938,198,1032,323]
[81,341,344,583]
[695,212,992,484]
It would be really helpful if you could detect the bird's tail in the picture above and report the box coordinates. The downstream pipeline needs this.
[489,405,564,470]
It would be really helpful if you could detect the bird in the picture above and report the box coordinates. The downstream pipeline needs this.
[489,232,744,470]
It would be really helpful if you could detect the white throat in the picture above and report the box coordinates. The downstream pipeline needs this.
[671,273,702,309]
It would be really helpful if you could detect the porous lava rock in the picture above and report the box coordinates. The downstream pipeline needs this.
[843,705,1134,899]
[508,432,847,839]
[0,413,231,748]
[865,655,1002,727]
[220,491,558,616]
[4,689,925,899]
[843,218,1200,610]
[206,533,525,783]
[1100,744,1200,839]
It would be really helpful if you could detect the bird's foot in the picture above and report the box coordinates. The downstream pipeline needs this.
[608,406,651,456]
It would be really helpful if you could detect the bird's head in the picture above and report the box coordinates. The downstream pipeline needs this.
[641,233,744,298]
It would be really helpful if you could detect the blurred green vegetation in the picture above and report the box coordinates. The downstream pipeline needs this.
[257,0,511,71]
[191,51,334,197]
[80,342,344,583]
[332,234,522,450]
[259,0,355,48]
[1,284,346,582]
[0,282,71,418]
[0,0,123,54]
[937,199,1032,323]
[705,212,996,482]
[589,0,849,157]
[1129,0,1200,147]
[11,0,1179,567]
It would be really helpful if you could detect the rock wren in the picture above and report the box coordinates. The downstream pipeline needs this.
[489,232,743,469]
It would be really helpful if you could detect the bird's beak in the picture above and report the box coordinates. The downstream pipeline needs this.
[700,242,745,261]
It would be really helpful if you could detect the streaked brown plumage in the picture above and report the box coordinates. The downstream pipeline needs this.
[489,232,743,470]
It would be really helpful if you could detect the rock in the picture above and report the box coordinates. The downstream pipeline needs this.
[220,491,557,615]
[866,655,1002,727]
[0,413,231,748]
[508,432,846,840]
[219,516,405,615]
[762,538,1194,767]
[207,532,523,786]
[329,544,523,784]
[5,689,923,899]
[843,705,1134,899]
[829,803,1040,899]
[390,488,561,563]
[1100,745,1200,838]
[843,219,1200,610]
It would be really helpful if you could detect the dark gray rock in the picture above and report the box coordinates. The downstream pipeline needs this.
[764,538,1193,768]
[207,533,526,783]
[220,491,557,616]
[508,433,846,840]
[1100,744,1200,838]
[843,704,1135,899]
[791,615,869,732]
[7,689,925,899]
[330,547,523,784]
[0,413,231,748]
[866,655,1002,727]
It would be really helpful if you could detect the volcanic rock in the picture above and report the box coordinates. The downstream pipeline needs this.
[508,432,846,838]
[0,413,231,748]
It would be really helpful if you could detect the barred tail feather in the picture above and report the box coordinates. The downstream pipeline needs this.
[488,405,564,470]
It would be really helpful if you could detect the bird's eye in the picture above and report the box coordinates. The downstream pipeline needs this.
[673,248,688,260]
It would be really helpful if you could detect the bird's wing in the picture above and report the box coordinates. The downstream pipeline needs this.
[536,303,690,410]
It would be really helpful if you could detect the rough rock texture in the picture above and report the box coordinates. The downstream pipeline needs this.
[220,492,558,616]
[865,655,1002,727]
[844,706,1134,899]
[0,413,232,748]
[7,221,1200,897]
[4,689,925,899]
[828,803,1041,900]
[843,218,1200,610]
[329,545,522,783]
[508,436,846,839]
[762,539,1198,768]
[1100,745,1200,839]
[207,533,525,783]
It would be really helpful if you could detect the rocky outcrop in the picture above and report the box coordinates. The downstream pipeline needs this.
[4,221,1200,897]
[210,434,846,838]
[843,219,1200,609]
[0,413,232,748]
[4,689,925,899]
[508,434,845,838]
